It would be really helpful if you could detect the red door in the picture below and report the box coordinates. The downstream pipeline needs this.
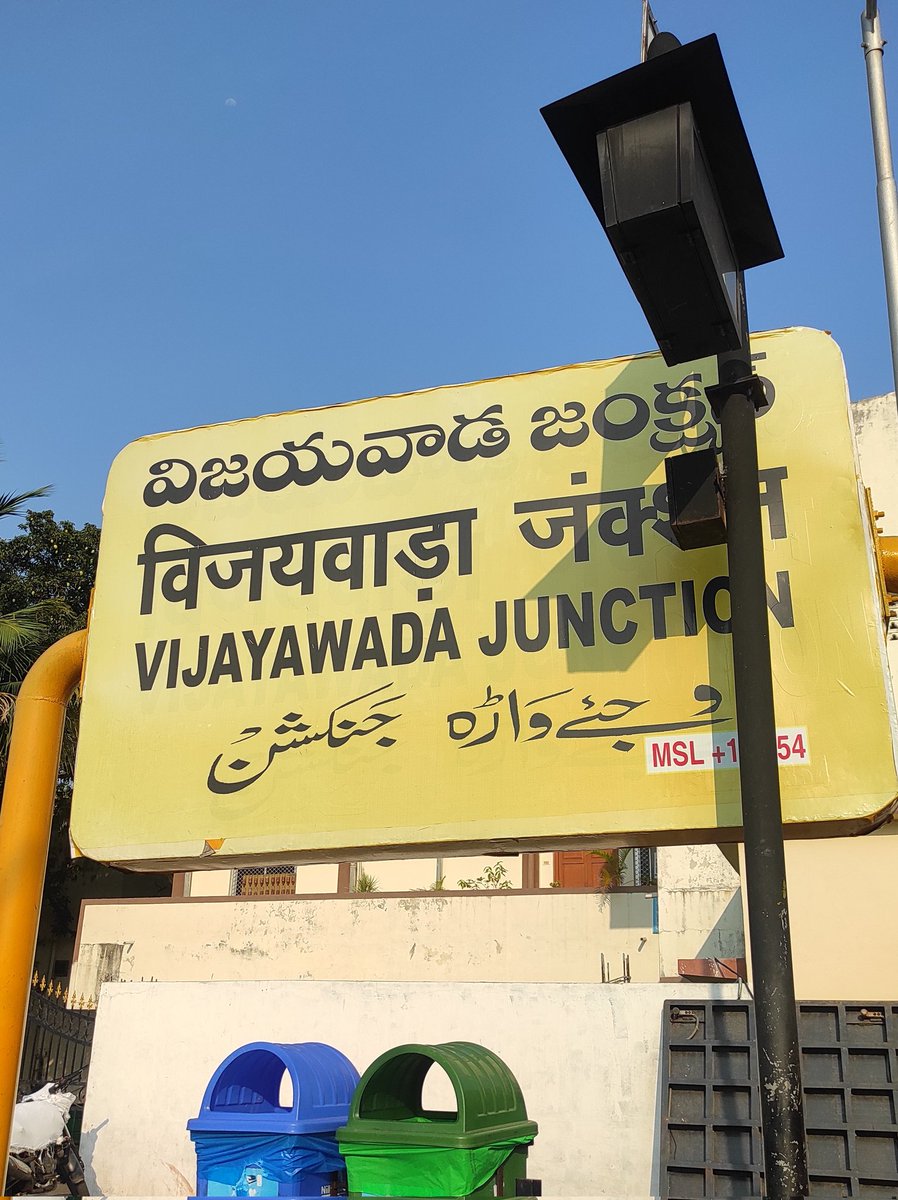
[553,850,614,888]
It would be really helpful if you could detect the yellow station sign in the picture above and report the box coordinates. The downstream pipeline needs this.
[71,328,898,868]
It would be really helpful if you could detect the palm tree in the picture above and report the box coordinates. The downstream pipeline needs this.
[591,848,631,889]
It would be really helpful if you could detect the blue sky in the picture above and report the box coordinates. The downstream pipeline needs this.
[0,1,893,528]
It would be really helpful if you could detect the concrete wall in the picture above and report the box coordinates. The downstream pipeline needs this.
[80,978,735,1198]
[852,392,898,529]
[737,822,898,1001]
[71,889,660,998]
[852,392,898,674]
[655,845,744,980]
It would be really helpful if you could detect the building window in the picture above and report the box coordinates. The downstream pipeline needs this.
[232,866,297,897]
[631,847,658,887]
[552,848,658,889]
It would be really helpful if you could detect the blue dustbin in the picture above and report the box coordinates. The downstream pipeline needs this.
[188,1041,360,1198]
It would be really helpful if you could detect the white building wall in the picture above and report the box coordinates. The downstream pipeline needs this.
[655,845,743,979]
[852,392,898,525]
[80,978,736,1199]
[852,392,898,678]
[740,822,898,1001]
[70,890,660,998]
[185,870,231,897]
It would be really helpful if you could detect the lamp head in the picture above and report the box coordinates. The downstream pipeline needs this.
[541,35,782,366]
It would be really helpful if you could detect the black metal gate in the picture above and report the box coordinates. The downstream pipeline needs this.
[18,975,95,1095]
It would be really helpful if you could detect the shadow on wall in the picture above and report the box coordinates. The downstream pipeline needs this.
[609,890,658,930]
[649,1018,666,1197]
[78,1117,107,1195]
[694,890,746,963]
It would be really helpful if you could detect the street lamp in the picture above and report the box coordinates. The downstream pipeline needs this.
[542,34,781,365]
[543,33,808,1200]
[596,100,745,366]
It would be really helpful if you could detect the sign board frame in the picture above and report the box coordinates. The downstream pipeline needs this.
[71,328,898,869]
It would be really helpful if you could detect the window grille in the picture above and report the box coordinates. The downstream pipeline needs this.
[232,866,297,897]
[631,847,658,887]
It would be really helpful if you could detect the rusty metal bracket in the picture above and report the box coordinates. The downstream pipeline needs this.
[705,372,768,418]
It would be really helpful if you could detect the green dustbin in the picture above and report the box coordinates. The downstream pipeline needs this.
[336,1040,538,1198]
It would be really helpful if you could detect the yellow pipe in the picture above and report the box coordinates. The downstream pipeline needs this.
[0,629,86,1165]
[882,535,898,596]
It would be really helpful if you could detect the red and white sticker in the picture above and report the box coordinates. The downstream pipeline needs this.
[645,728,809,774]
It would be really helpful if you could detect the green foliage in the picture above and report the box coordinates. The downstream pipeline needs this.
[457,861,512,890]
[0,504,169,938]
[353,869,380,892]
[0,600,70,656]
[0,509,100,781]
[0,491,70,731]
[590,848,631,889]
[0,485,51,523]
[412,875,447,893]
[0,598,74,718]
[0,507,99,629]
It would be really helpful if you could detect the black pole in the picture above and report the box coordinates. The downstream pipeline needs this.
[710,311,809,1199]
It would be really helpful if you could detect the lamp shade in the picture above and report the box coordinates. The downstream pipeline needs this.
[597,102,744,365]
[541,35,782,364]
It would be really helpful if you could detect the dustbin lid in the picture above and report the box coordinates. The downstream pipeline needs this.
[188,1041,359,1136]
[338,1041,538,1149]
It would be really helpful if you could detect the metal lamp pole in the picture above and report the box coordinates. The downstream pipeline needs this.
[540,30,809,1194]
[710,323,809,1199]
[862,1,898,409]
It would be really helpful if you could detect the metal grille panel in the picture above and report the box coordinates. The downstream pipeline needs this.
[661,1000,898,1198]
[232,866,297,896]
[632,846,658,886]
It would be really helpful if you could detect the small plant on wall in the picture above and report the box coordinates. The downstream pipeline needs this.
[591,849,630,889]
[353,869,380,892]
[457,862,512,890]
